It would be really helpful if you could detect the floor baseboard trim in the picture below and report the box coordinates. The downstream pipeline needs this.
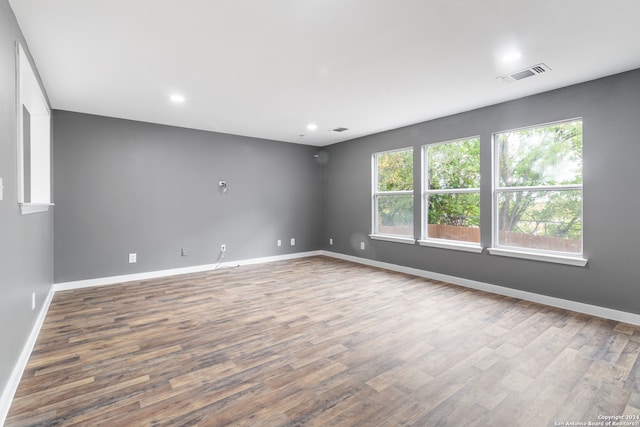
[4,251,322,424]
[7,249,638,426]
[0,287,55,426]
[321,251,640,326]
[53,251,323,292]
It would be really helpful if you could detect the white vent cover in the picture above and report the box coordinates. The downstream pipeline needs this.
[498,63,552,84]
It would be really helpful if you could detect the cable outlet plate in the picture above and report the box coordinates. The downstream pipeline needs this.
[220,244,226,252]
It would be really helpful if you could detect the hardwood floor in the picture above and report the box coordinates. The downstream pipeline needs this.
[6,256,640,426]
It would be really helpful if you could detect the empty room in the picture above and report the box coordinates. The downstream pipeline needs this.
[2,1,640,426]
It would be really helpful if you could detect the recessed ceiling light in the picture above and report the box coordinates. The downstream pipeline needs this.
[170,94,185,103]
[307,123,318,131]
[501,51,522,63]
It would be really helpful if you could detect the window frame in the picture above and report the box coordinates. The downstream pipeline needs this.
[418,136,483,253]
[488,118,587,266]
[369,147,415,244]
[16,42,53,215]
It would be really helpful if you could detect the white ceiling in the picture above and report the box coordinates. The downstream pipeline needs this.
[9,0,640,147]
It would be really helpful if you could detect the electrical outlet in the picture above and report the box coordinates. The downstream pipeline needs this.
[290,238,295,246]
[360,242,365,250]
[221,244,226,252]
[277,240,282,247]
[181,248,188,257]
[128,253,137,263]
[329,238,333,245]
[31,292,35,310]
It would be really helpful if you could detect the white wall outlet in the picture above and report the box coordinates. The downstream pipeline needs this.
[277,239,282,247]
[221,244,226,252]
[31,292,35,310]
[329,238,333,245]
[181,248,188,256]
[128,253,137,263]
[0,177,4,201]
[290,238,296,246]
[360,242,365,250]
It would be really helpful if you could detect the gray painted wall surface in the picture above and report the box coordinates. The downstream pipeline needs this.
[53,111,323,282]
[0,0,53,400]
[323,69,640,315]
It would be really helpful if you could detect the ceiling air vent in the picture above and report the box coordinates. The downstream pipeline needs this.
[331,127,349,133]
[498,63,551,84]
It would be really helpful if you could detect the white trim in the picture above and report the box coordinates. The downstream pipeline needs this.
[53,251,323,292]
[20,202,53,215]
[369,234,415,244]
[496,184,582,193]
[425,187,480,195]
[372,190,413,196]
[494,116,583,135]
[487,247,588,267]
[320,251,640,326]
[2,249,638,426]
[2,251,322,424]
[424,135,481,149]
[418,239,483,253]
[16,43,52,208]
[0,288,54,426]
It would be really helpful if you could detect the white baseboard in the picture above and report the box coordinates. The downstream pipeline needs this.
[53,251,323,292]
[2,251,322,425]
[320,250,640,326]
[0,287,55,426]
[5,249,639,426]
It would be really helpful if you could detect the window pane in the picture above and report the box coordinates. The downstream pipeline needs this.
[377,150,413,191]
[427,193,480,243]
[496,120,582,187]
[497,190,582,253]
[376,194,413,236]
[428,138,480,189]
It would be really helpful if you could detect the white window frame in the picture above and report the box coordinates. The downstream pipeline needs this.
[488,119,587,266]
[369,147,415,244]
[419,137,482,253]
[16,43,53,214]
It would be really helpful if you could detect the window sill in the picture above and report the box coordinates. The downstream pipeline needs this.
[369,234,416,245]
[487,247,588,267]
[418,239,483,253]
[20,203,53,215]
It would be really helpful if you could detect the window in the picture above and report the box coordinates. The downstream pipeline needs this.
[420,137,481,251]
[490,119,585,265]
[371,148,414,241]
[17,43,52,214]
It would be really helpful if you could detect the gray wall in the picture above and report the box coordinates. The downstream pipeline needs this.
[53,111,323,282]
[323,69,640,315]
[0,0,53,400]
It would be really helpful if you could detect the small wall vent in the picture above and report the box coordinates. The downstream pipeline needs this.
[498,63,551,84]
[331,127,349,133]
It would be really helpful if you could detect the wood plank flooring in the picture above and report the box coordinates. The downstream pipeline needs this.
[6,256,640,426]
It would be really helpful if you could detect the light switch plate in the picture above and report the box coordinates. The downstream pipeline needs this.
[0,177,3,201]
